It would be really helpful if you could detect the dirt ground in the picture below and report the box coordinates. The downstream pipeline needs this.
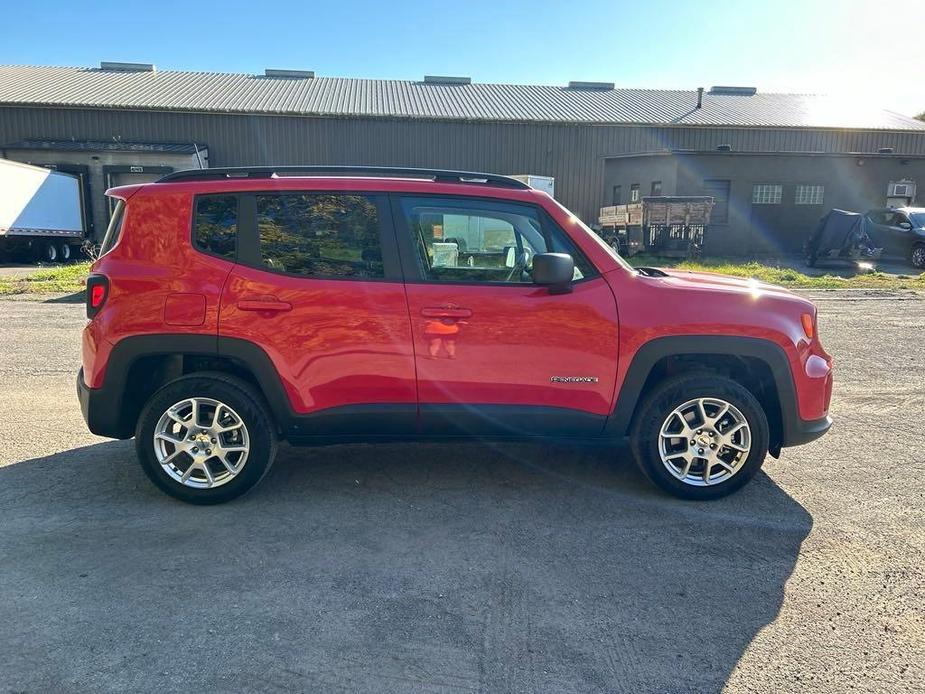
[0,290,922,693]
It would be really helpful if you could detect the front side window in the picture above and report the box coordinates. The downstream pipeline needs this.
[400,197,593,284]
[256,193,384,279]
[194,195,237,260]
[752,184,783,205]
[795,185,824,205]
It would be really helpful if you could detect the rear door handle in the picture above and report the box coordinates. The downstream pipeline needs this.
[421,307,472,319]
[237,298,293,313]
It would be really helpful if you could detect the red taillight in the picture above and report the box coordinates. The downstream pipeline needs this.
[86,275,109,318]
[90,284,105,308]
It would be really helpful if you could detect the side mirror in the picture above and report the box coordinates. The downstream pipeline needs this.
[533,253,574,294]
[898,221,913,231]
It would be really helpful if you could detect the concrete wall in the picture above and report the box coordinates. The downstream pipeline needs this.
[605,152,925,255]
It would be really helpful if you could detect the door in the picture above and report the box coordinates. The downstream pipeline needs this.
[393,195,620,437]
[218,191,417,435]
[865,210,909,259]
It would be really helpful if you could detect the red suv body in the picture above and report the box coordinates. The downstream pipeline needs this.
[77,167,832,503]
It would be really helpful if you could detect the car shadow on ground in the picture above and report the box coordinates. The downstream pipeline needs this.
[0,439,812,693]
[41,290,85,303]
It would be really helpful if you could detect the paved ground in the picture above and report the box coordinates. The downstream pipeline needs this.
[0,291,922,693]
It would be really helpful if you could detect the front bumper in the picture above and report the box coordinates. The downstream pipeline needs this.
[783,414,832,447]
[77,368,133,439]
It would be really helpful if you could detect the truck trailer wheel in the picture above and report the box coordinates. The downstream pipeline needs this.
[58,242,72,262]
[35,241,58,263]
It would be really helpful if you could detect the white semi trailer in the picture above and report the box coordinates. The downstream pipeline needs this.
[0,158,85,262]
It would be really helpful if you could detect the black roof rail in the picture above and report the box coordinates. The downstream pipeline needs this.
[156,165,531,189]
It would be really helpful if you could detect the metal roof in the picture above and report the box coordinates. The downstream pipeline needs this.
[3,139,202,153]
[1,65,923,131]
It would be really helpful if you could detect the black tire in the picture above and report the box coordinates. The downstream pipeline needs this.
[911,244,925,269]
[630,373,769,500]
[36,241,57,263]
[58,242,72,262]
[134,372,278,504]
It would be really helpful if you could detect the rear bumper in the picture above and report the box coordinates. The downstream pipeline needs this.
[782,414,832,448]
[77,367,133,439]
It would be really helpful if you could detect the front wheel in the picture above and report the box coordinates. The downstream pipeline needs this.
[911,244,925,269]
[135,373,278,504]
[630,374,769,500]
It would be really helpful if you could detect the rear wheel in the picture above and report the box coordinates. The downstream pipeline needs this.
[135,373,277,504]
[911,244,925,269]
[58,242,72,262]
[630,374,769,500]
[36,241,58,263]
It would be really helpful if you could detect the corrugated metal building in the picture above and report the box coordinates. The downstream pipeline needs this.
[2,63,925,252]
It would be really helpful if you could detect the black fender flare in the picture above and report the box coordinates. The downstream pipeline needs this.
[604,335,811,448]
[81,334,295,439]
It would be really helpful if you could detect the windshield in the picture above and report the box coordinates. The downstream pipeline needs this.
[909,212,925,227]
[548,199,636,273]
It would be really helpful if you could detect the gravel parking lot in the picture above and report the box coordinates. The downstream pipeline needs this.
[0,291,922,693]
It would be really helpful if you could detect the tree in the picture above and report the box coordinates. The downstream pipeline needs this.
[917,111,925,122]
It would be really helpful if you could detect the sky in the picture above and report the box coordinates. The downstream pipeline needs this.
[2,0,923,117]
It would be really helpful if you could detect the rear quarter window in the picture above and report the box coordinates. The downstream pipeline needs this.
[194,195,238,260]
[99,200,125,256]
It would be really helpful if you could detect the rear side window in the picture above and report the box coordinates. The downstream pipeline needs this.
[99,200,125,256]
[194,195,238,260]
[255,193,384,279]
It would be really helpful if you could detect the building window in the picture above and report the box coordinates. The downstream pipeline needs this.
[612,185,622,205]
[703,179,730,224]
[630,184,640,202]
[194,195,237,260]
[795,184,824,205]
[255,193,384,279]
[650,181,662,196]
[752,184,782,205]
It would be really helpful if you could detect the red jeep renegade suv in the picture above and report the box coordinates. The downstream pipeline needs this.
[77,166,833,504]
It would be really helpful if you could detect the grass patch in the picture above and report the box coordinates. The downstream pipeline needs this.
[0,261,91,295]
[627,256,925,290]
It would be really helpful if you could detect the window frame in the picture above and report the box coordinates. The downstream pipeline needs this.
[191,193,240,263]
[630,183,640,203]
[794,184,824,206]
[390,193,599,287]
[650,180,662,196]
[752,184,783,205]
[219,190,402,282]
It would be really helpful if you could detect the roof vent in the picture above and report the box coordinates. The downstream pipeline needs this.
[568,81,615,90]
[100,61,156,73]
[423,75,471,85]
[717,144,733,152]
[709,86,757,96]
[264,69,314,79]
[878,147,895,154]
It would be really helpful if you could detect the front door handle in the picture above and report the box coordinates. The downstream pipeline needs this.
[237,298,293,313]
[421,307,472,319]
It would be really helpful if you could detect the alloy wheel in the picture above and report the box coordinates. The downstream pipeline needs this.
[658,397,751,486]
[152,397,250,489]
